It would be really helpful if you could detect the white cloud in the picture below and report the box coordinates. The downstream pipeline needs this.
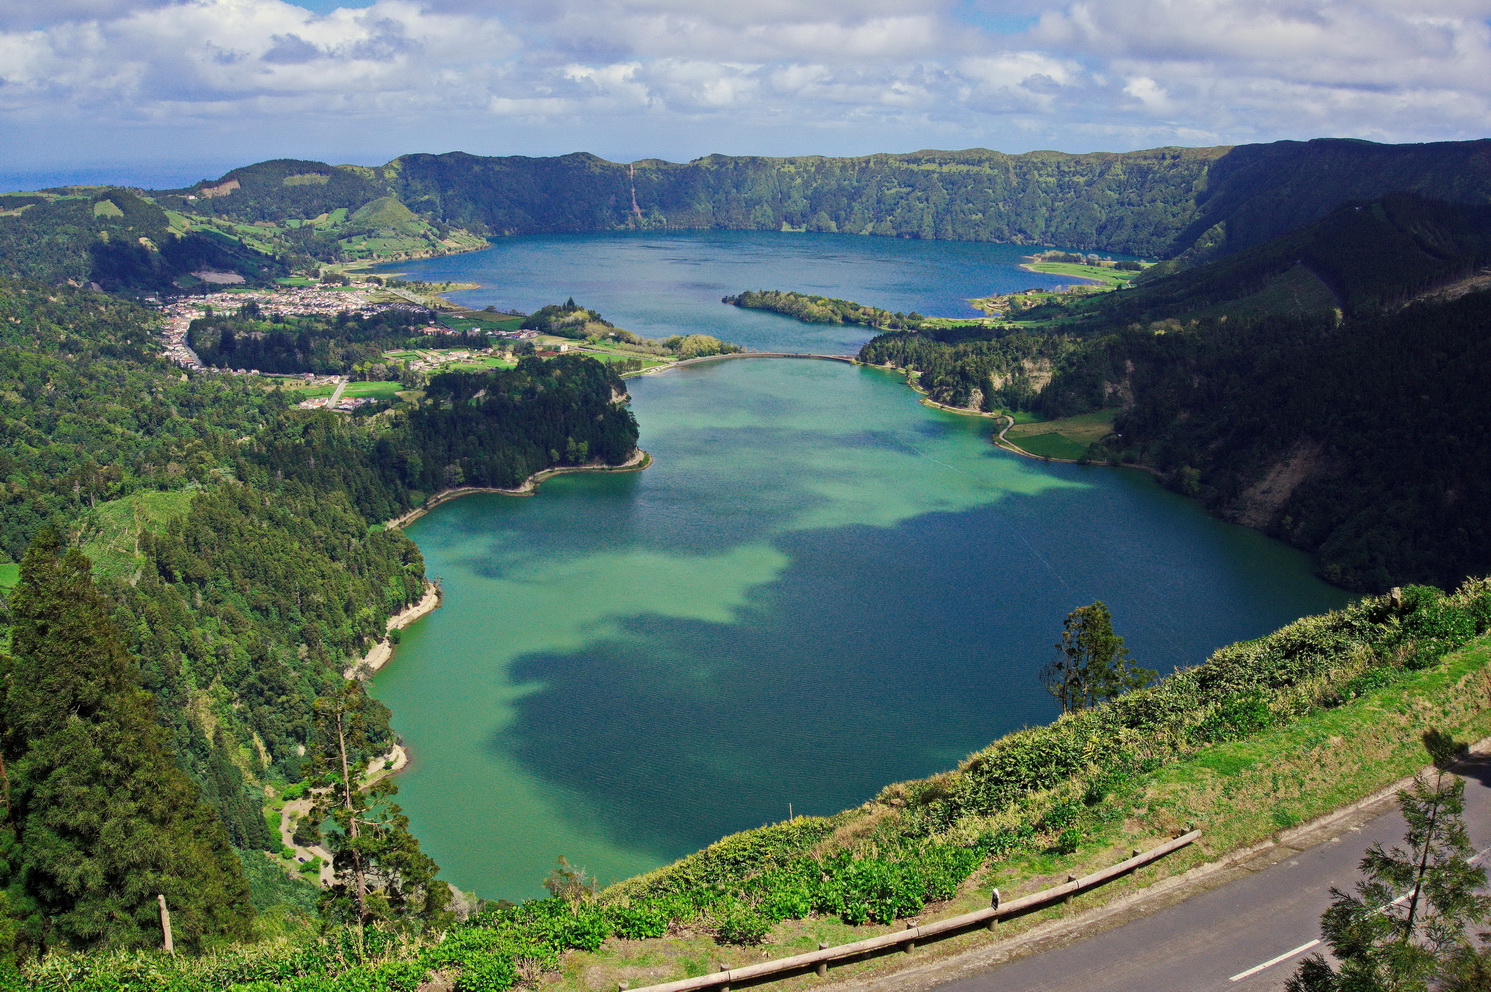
[0,0,1489,171]
[0,0,519,118]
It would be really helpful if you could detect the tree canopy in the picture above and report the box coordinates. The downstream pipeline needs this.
[1042,602,1154,714]
[0,535,254,954]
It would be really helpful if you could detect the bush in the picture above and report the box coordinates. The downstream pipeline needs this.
[453,953,517,992]
[603,902,671,940]
[712,902,771,946]
[331,962,425,992]
[825,858,925,925]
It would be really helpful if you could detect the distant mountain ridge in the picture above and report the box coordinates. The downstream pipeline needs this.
[160,138,1491,261]
[5,137,1491,292]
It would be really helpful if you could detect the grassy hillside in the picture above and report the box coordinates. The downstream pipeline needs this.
[12,579,1491,991]
[0,188,285,291]
[7,139,1489,288]
[1057,192,1491,327]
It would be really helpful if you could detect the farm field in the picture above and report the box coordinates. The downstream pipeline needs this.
[1005,409,1119,460]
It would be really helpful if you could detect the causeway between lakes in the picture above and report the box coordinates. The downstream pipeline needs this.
[368,231,1349,900]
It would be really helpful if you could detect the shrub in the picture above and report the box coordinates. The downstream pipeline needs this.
[825,858,924,925]
[603,903,670,940]
[453,953,517,992]
[711,902,771,946]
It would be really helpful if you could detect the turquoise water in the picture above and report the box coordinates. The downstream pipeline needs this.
[369,233,1349,901]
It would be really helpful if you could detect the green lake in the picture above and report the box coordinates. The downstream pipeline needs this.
[370,233,1349,901]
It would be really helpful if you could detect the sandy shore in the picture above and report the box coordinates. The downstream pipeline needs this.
[382,448,652,531]
[344,450,652,680]
[278,742,410,888]
[344,581,443,679]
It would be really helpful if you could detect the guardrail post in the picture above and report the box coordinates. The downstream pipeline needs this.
[616,831,1200,992]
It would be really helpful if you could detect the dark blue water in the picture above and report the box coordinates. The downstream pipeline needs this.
[368,233,1352,900]
[379,230,1078,354]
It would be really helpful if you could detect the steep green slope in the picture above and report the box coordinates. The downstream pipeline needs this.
[863,276,1491,593]
[0,278,641,958]
[0,189,283,291]
[1108,289,1491,592]
[165,158,392,224]
[8,138,1489,285]
[1050,192,1491,326]
[8,578,1491,990]
[384,140,1491,260]
[1169,137,1491,260]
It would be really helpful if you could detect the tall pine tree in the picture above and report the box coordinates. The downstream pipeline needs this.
[0,535,254,953]
[306,680,447,925]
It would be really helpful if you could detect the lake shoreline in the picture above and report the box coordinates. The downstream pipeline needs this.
[382,448,652,531]
[345,582,443,680]
[345,449,652,684]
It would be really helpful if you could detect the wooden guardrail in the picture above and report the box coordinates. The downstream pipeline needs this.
[622,830,1202,992]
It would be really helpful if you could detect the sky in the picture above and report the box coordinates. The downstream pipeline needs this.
[1,0,1489,189]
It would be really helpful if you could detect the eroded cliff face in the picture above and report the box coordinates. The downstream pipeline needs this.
[1228,440,1332,530]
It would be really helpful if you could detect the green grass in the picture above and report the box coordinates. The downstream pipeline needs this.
[578,350,665,367]
[0,562,19,592]
[438,312,525,332]
[78,490,197,579]
[340,380,403,400]
[446,357,518,372]
[285,383,337,399]
[275,276,317,287]
[1005,409,1119,459]
[1005,433,1089,459]
[91,199,124,219]
[1026,262,1143,287]
[556,627,1491,992]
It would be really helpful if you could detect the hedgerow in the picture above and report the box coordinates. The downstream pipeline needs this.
[9,582,1491,990]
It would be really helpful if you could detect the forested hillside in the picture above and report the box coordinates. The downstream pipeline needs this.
[384,140,1491,259]
[7,139,1491,293]
[2,134,1490,984]
[187,304,458,374]
[858,193,1491,592]
[0,277,639,961]
[0,190,283,290]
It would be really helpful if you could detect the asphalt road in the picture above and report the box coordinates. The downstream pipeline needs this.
[930,752,1491,992]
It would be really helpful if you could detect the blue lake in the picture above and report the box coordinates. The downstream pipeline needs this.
[369,233,1349,900]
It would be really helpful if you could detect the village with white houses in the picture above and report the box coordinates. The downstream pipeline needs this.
[153,277,541,412]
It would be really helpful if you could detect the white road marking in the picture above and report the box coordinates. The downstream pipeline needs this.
[1229,940,1321,982]
[1227,842,1491,983]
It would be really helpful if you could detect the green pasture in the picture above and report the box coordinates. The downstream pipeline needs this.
[445,357,518,372]
[1006,409,1119,459]
[438,312,525,332]
[341,381,403,400]
[0,562,19,592]
[1027,261,1144,287]
[79,490,197,579]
